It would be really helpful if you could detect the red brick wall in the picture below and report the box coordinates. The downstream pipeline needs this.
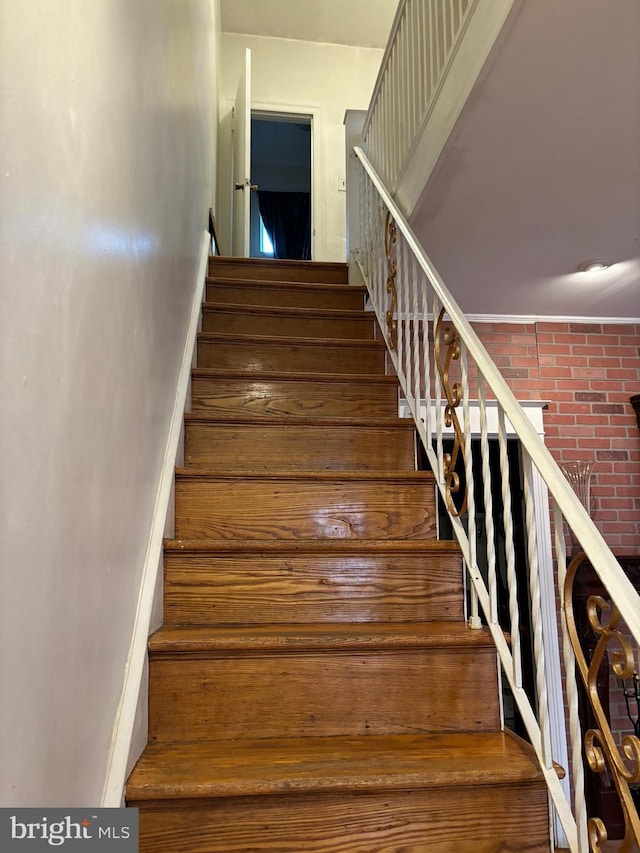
[472,321,640,551]
[471,319,640,796]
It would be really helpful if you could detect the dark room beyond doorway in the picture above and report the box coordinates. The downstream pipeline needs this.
[250,114,312,261]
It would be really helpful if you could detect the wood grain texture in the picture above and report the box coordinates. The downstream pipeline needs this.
[201,304,375,340]
[128,255,551,851]
[149,641,500,741]
[133,785,550,852]
[174,471,437,540]
[128,730,543,799]
[163,542,464,625]
[149,621,496,653]
[206,278,366,310]
[197,333,386,374]
[190,370,399,419]
[209,256,348,284]
[184,417,417,472]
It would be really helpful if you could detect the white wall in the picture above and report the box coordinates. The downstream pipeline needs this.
[0,0,220,806]
[217,33,384,261]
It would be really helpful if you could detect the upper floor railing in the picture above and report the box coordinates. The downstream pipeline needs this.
[363,0,472,190]
[362,0,517,214]
[352,144,640,853]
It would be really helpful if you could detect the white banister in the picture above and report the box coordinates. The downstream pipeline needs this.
[355,145,640,635]
[353,144,640,852]
[362,0,517,215]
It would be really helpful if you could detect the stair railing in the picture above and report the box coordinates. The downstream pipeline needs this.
[362,0,473,193]
[353,145,640,853]
[362,0,518,213]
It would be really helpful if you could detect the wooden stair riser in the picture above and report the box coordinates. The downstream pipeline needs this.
[206,280,365,310]
[190,374,399,420]
[209,258,347,284]
[202,306,375,340]
[183,421,417,472]
[132,784,550,853]
[163,550,464,625]
[149,647,500,742]
[174,475,437,541]
[197,336,386,375]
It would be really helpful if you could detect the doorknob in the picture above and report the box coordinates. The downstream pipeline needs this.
[234,182,245,190]
[250,184,258,192]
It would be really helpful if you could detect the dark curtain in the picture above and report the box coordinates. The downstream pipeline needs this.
[258,191,311,260]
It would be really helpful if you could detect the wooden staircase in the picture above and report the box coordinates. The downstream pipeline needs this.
[126,256,551,852]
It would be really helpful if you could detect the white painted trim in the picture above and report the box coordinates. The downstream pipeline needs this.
[399,398,547,436]
[465,313,640,325]
[101,229,210,807]
[251,100,323,262]
[387,310,640,325]
[530,464,571,848]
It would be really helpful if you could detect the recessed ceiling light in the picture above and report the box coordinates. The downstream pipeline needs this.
[577,260,610,273]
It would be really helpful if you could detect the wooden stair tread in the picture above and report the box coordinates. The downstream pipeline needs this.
[206,276,362,294]
[191,367,398,384]
[211,256,347,271]
[175,468,433,482]
[127,731,543,801]
[191,367,398,387]
[149,621,494,654]
[163,539,461,554]
[184,413,415,428]
[202,303,373,321]
[197,331,385,348]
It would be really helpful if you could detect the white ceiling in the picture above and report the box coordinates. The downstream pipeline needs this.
[409,0,640,320]
[220,0,398,49]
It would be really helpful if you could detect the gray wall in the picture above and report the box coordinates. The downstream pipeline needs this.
[0,0,220,806]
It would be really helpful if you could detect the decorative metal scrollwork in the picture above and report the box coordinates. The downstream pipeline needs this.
[384,210,398,349]
[564,553,640,851]
[433,308,467,517]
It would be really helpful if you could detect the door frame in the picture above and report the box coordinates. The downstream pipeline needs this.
[250,102,321,261]
[231,47,252,257]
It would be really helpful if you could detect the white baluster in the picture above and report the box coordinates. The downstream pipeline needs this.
[461,340,481,628]
[410,253,421,414]
[497,407,522,689]
[422,270,432,442]
[553,502,589,853]
[433,295,445,490]
[478,381,498,627]
[522,453,553,769]
[396,234,405,380]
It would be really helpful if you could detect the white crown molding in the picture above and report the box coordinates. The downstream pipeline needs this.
[466,313,640,325]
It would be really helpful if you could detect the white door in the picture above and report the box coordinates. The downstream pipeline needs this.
[231,48,252,257]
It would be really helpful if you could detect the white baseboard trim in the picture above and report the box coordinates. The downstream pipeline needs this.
[101,229,210,807]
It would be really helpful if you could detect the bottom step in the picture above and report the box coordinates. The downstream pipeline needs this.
[128,732,550,852]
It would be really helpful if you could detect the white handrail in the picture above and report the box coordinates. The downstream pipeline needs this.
[355,145,640,636]
[354,144,640,852]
